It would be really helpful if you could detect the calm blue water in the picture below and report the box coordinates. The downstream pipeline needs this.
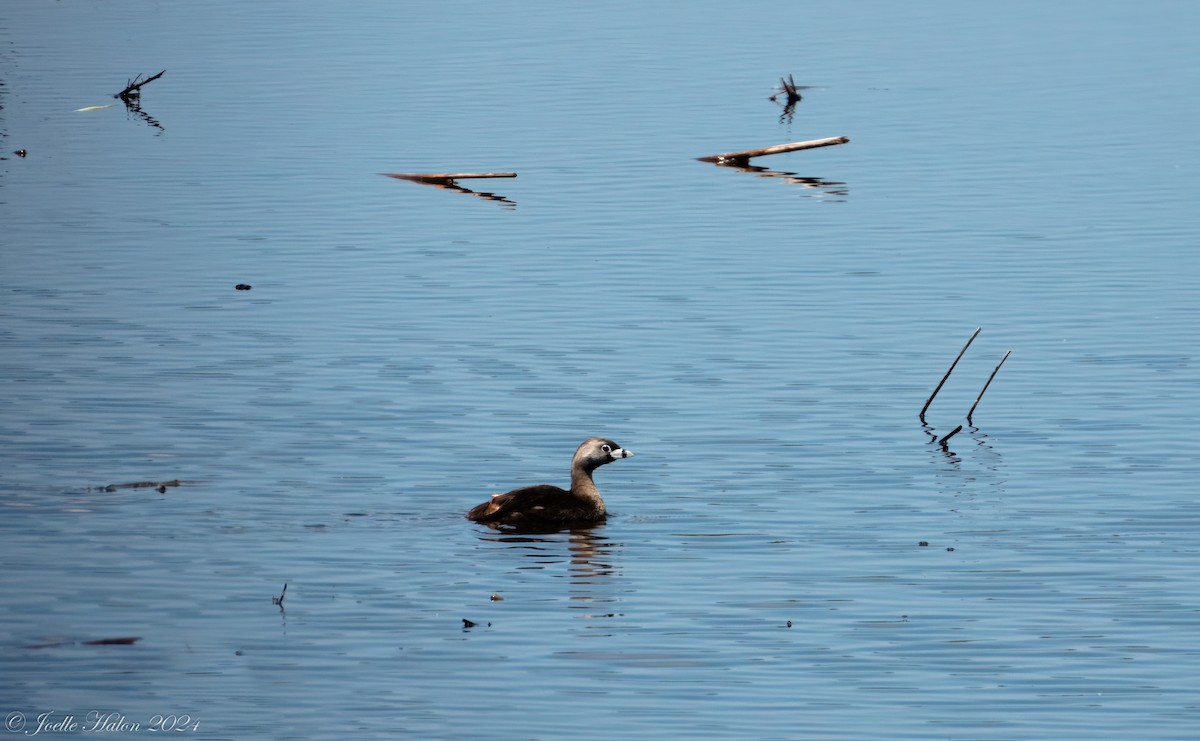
[2,1,1198,739]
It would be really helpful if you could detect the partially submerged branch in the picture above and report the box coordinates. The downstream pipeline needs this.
[115,70,165,100]
[382,172,516,182]
[698,136,849,165]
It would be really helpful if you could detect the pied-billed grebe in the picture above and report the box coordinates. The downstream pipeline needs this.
[466,437,634,530]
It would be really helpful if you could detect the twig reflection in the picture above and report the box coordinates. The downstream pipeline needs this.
[121,98,163,131]
[382,174,516,208]
[707,161,848,199]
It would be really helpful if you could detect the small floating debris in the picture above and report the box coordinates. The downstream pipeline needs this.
[235,284,252,291]
[918,541,929,547]
[698,136,849,165]
[462,618,478,629]
[76,104,117,112]
[272,583,287,609]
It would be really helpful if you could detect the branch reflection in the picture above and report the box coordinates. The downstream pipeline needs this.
[708,161,848,200]
[383,174,516,208]
[121,98,164,131]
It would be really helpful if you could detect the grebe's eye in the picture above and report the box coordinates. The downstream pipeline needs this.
[601,444,611,453]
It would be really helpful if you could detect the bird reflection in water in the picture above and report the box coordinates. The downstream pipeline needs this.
[477,527,621,621]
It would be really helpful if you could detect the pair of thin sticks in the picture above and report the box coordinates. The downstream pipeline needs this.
[921,327,1011,443]
[383,135,853,185]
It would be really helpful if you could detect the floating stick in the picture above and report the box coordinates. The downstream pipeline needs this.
[698,136,850,164]
[920,327,981,422]
[967,350,1011,424]
[381,171,518,182]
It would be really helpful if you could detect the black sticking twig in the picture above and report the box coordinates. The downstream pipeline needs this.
[939,425,963,446]
[115,70,166,100]
[920,327,981,422]
[967,350,1012,424]
[272,583,287,609]
[769,74,803,105]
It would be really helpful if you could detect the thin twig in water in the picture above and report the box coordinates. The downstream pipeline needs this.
[272,583,287,609]
[920,327,981,422]
[967,350,1011,424]
[939,425,963,445]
